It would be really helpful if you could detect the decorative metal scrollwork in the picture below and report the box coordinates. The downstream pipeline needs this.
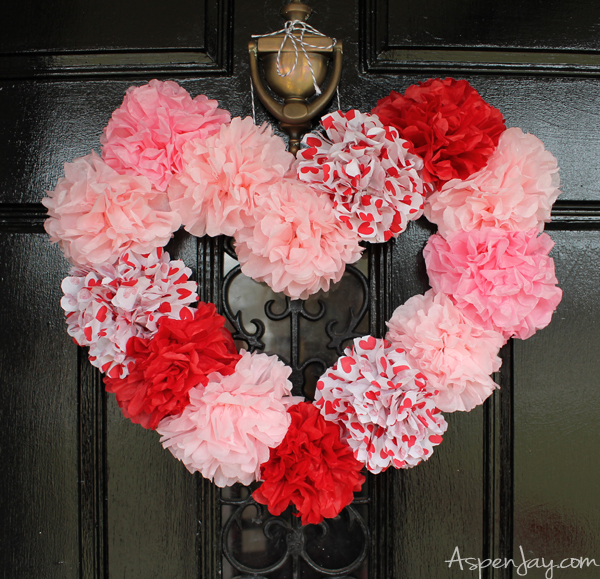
[325,264,369,356]
[222,237,370,398]
[263,297,327,397]
[220,238,371,578]
[222,489,369,579]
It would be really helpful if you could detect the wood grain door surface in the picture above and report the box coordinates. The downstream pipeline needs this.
[1,1,599,578]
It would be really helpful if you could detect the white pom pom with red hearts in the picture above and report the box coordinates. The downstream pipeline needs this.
[61,248,198,378]
[314,335,448,473]
[295,110,425,243]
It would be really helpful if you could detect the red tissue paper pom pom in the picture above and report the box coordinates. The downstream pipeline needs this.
[253,402,365,526]
[104,302,240,429]
[372,78,506,191]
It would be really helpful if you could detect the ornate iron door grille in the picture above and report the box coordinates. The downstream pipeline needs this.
[192,236,394,579]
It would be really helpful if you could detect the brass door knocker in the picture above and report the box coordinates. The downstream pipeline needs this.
[248,2,343,154]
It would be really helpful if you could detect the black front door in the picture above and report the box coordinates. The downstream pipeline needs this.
[2,1,600,578]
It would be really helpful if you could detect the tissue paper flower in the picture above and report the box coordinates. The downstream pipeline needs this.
[296,110,425,242]
[157,351,301,487]
[101,79,230,191]
[253,402,365,525]
[234,178,363,300]
[424,228,563,340]
[425,127,561,238]
[103,303,240,429]
[386,290,504,412]
[43,152,181,266]
[61,248,198,379]
[315,336,448,474]
[372,78,505,190]
[167,117,294,237]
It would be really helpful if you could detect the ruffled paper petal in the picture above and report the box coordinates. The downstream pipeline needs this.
[43,152,181,266]
[425,127,561,237]
[386,290,504,412]
[157,351,302,486]
[234,178,363,300]
[104,303,240,430]
[424,228,563,340]
[315,336,448,474]
[61,247,198,378]
[296,110,425,242]
[373,78,506,190]
[168,117,294,237]
[101,79,230,191]
[253,402,365,525]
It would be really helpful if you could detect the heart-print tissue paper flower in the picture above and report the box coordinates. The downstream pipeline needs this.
[296,110,425,242]
[315,336,447,474]
[61,247,198,379]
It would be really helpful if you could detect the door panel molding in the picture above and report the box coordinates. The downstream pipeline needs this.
[78,356,108,579]
[362,0,600,75]
[0,203,47,233]
[0,0,232,79]
[483,343,515,579]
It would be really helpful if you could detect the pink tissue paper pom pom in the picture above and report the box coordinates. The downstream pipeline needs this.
[157,351,302,487]
[296,110,425,243]
[424,228,563,341]
[425,127,561,238]
[314,336,448,474]
[101,79,230,191]
[234,178,363,300]
[386,290,504,412]
[167,117,294,237]
[61,248,198,379]
[43,152,181,266]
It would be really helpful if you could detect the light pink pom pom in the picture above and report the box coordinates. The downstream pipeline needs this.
[296,110,425,243]
[43,152,181,266]
[101,79,230,191]
[167,117,294,237]
[315,336,448,474]
[425,127,561,238]
[424,228,563,340]
[234,179,363,300]
[157,351,302,487]
[386,290,504,412]
[61,248,198,379]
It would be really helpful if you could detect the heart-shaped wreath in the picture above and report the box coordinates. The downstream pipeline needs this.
[43,78,562,525]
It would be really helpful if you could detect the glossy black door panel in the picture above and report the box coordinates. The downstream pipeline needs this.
[387,0,600,51]
[0,234,78,579]
[2,1,209,53]
[514,230,600,561]
[366,0,600,75]
[0,0,230,78]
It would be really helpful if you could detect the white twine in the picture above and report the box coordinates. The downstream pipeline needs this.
[252,20,337,96]
[250,76,256,123]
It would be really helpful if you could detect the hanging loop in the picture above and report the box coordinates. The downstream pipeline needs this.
[248,2,343,155]
[252,19,336,96]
